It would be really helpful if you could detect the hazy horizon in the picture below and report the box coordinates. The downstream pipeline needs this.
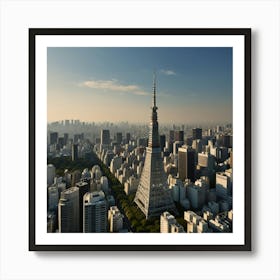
[48,47,233,124]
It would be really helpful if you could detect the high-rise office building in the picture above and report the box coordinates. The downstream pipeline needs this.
[83,191,107,232]
[58,186,79,232]
[72,144,78,161]
[178,146,195,182]
[73,134,81,144]
[50,132,58,145]
[216,171,232,200]
[169,130,175,143]
[116,132,122,144]
[57,137,64,149]
[192,128,202,140]
[47,164,56,186]
[174,130,184,142]
[48,185,58,212]
[63,133,69,145]
[134,75,177,219]
[71,170,81,187]
[198,152,215,169]
[101,129,110,146]
[222,134,232,148]
[126,133,131,143]
[76,181,90,232]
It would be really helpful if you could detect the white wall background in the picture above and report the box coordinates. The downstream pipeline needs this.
[0,0,279,279]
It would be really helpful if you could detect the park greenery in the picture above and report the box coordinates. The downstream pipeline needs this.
[47,156,98,177]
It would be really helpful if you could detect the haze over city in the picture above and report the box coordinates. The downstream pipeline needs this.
[47,47,232,124]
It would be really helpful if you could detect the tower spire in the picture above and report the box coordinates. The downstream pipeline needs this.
[153,71,157,109]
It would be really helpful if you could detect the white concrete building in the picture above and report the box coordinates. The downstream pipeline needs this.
[124,176,139,195]
[100,176,109,194]
[83,191,107,233]
[47,164,56,186]
[110,156,122,174]
[160,211,185,233]
[184,211,208,233]
[108,206,123,233]
[58,186,79,232]
[216,171,232,200]
[160,212,176,233]
[198,152,215,169]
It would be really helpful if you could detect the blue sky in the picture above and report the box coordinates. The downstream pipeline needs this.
[47,47,232,124]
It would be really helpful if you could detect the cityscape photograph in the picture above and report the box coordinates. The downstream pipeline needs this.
[47,47,233,234]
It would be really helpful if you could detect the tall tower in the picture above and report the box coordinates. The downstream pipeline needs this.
[192,128,202,140]
[58,186,79,232]
[83,191,107,232]
[178,146,195,182]
[101,129,110,146]
[72,144,78,161]
[47,164,56,186]
[134,74,177,219]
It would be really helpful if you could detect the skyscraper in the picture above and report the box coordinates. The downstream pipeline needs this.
[47,164,56,186]
[134,75,177,219]
[83,191,107,232]
[101,129,110,146]
[169,130,175,143]
[48,185,58,211]
[72,144,78,161]
[76,181,90,232]
[192,128,202,140]
[126,132,131,143]
[116,132,122,144]
[178,146,195,182]
[174,130,184,142]
[58,186,79,232]
[50,132,58,145]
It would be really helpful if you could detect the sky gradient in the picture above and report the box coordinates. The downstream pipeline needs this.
[47,47,232,124]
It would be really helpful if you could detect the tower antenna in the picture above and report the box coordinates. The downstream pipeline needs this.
[153,71,157,108]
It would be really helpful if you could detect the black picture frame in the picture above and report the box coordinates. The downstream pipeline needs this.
[29,28,251,251]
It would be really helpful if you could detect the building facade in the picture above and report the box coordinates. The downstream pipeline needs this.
[83,191,107,233]
[58,186,79,232]
[108,206,123,232]
[101,129,110,146]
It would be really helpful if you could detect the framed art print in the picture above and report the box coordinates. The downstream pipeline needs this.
[29,28,251,251]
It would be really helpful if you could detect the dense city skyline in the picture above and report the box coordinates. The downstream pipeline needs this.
[47,83,233,233]
[48,47,232,124]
